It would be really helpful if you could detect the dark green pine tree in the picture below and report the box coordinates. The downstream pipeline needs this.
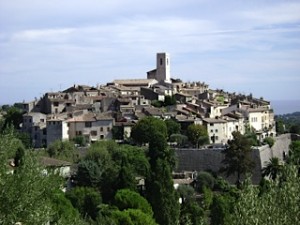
[146,131,180,225]
[221,131,255,186]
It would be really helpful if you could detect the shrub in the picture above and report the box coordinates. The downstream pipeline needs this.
[263,137,275,148]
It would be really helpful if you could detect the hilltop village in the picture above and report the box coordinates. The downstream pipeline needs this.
[19,52,276,148]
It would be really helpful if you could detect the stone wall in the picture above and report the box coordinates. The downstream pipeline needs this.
[174,134,292,184]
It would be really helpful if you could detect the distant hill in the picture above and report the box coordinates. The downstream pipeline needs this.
[275,111,300,134]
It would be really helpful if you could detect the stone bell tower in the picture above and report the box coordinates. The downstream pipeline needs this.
[156,52,171,83]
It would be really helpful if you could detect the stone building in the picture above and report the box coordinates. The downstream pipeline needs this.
[46,118,69,147]
[147,52,171,83]
[67,113,115,143]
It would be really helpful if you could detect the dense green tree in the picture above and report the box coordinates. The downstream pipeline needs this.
[50,190,84,224]
[110,209,158,225]
[165,119,181,139]
[196,171,215,192]
[15,131,32,148]
[76,141,150,203]
[221,131,255,185]
[244,126,259,146]
[112,126,124,140]
[3,106,23,130]
[124,209,158,225]
[202,186,213,210]
[181,201,206,225]
[66,186,102,220]
[177,184,195,204]
[0,151,62,224]
[169,133,188,147]
[47,140,77,161]
[77,160,103,188]
[151,100,163,108]
[0,130,86,224]
[114,189,153,216]
[110,209,134,224]
[76,142,114,193]
[229,166,300,225]
[275,118,285,134]
[262,157,283,180]
[210,194,234,225]
[146,131,180,225]
[186,124,209,147]
[73,135,87,147]
[14,145,25,167]
[288,140,300,165]
[290,124,300,134]
[131,116,167,145]
[0,128,24,165]
[164,95,176,106]
[176,185,206,225]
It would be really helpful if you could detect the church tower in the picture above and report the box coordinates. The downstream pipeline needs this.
[156,52,171,83]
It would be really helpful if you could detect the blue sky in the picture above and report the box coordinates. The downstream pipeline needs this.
[0,0,300,104]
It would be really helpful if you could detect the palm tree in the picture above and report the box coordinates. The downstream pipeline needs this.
[262,157,283,180]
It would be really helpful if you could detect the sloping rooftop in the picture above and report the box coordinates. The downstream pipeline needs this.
[113,79,157,86]
[39,156,72,167]
[202,118,227,123]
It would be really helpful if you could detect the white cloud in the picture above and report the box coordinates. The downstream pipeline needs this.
[11,28,75,42]
[240,2,300,25]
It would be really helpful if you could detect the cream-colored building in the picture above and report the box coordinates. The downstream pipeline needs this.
[222,103,276,139]
[67,113,115,143]
[203,118,228,144]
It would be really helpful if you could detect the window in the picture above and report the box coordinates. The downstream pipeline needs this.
[210,123,213,126]
[55,108,58,114]
[76,131,82,136]
[100,135,104,139]
[215,129,218,132]
[91,130,97,136]
[53,102,59,107]
[160,58,163,65]
[107,127,110,132]
[215,136,219,141]
[40,119,44,122]
[85,122,92,128]
[210,129,213,133]
[100,127,103,132]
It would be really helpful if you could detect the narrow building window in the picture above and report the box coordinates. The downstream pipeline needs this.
[160,58,163,65]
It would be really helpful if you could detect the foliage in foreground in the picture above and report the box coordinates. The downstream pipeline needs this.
[229,166,300,225]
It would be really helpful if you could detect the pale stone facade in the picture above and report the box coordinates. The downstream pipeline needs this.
[46,118,69,147]
[67,114,115,143]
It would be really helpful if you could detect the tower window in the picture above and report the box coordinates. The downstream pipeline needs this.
[160,58,163,65]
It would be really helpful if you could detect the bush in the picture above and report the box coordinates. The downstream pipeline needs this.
[196,171,215,192]
[263,137,275,148]
[73,135,86,147]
